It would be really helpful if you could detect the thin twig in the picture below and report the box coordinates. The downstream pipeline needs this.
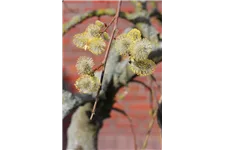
[101,16,116,33]
[132,74,161,150]
[93,63,105,72]
[142,109,157,150]
[131,79,153,108]
[131,79,161,149]
[131,80,151,91]
[150,74,161,93]
[112,107,138,150]
[142,94,162,150]
[90,0,122,120]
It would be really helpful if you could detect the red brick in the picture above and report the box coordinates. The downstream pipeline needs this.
[121,7,134,13]
[63,37,70,45]
[110,110,117,118]
[128,112,150,120]
[129,104,152,111]
[93,55,104,62]
[113,103,124,110]
[128,84,140,91]
[92,0,117,3]
[141,121,161,135]
[99,16,112,23]
[63,55,77,62]
[63,71,79,81]
[64,1,83,4]
[102,122,110,128]
[154,62,162,73]
[115,122,138,129]
[133,76,149,82]
[123,94,148,101]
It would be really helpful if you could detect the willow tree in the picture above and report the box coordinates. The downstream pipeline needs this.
[63,1,162,150]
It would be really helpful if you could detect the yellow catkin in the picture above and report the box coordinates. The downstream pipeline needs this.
[129,59,156,76]
[76,56,94,75]
[75,75,100,93]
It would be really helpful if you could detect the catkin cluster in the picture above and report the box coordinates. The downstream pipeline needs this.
[114,28,156,76]
[74,56,100,93]
[73,20,109,55]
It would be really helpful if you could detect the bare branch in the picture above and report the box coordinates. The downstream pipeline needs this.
[90,0,122,120]
[112,107,138,150]
[131,80,154,108]
[93,63,104,72]
[62,90,94,119]
[142,109,157,150]
[131,80,152,91]
[150,74,162,94]
[101,16,116,33]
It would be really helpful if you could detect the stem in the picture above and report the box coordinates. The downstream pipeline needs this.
[142,95,162,150]
[101,16,116,34]
[90,0,122,120]
[93,63,105,72]
[142,109,157,150]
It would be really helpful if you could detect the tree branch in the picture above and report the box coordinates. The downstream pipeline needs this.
[90,0,122,120]
[150,8,162,23]
[131,80,152,91]
[142,109,157,150]
[130,0,147,12]
[63,9,131,36]
[130,80,154,108]
[112,107,137,150]
[62,90,94,119]
[113,46,161,91]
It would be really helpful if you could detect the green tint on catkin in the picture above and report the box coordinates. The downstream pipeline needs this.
[75,75,100,93]
[115,28,156,76]
[75,56,100,93]
[73,20,109,55]
[76,56,94,75]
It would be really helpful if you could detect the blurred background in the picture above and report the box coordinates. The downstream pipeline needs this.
[63,1,162,149]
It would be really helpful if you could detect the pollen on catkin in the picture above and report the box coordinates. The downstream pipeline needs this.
[88,37,106,55]
[127,28,141,41]
[114,33,133,56]
[95,20,105,28]
[73,32,89,49]
[130,38,152,61]
[129,59,156,76]
[76,56,94,75]
[75,75,100,93]
[86,24,101,37]
[73,20,108,55]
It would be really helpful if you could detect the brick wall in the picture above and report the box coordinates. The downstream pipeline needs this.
[63,1,162,149]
